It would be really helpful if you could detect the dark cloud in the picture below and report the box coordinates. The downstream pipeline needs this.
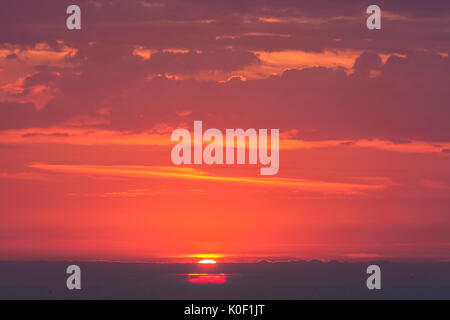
[20,132,70,138]
[0,102,40,130]
[143,49,260,74]
[353,52,382,77]
[2,52,448,142]
[0,1,449,142]
[0,0,448,53]
[105,52,450,141]
[5,53,18,60]
[15,71,60,97]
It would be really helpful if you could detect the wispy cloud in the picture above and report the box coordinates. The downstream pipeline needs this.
[2,127,450,156]
[0,171,51,181]
[30,162,386,195]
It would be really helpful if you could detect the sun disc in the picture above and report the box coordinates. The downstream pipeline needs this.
[198,259,217,264]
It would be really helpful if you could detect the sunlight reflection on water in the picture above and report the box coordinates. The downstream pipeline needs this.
[184,273,230,284]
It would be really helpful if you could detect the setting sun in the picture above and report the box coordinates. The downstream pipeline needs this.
[198,259,217,264]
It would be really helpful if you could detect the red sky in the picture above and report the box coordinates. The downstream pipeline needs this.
[0,0,449,262]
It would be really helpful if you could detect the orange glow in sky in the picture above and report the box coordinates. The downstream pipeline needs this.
[1,1,449,264]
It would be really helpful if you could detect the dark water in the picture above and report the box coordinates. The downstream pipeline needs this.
[1,261,449,299]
